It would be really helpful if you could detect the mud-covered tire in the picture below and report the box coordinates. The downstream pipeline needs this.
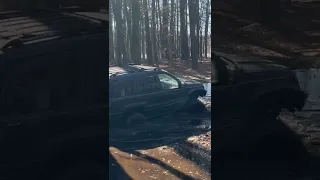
[125,113,147,127]
[183,95,206,113]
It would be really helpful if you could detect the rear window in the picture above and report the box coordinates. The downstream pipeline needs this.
[109,78,134,98]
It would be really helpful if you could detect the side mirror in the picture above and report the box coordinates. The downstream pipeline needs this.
[179,81,183,88]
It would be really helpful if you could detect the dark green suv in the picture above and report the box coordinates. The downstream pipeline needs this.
[109,65,207,127]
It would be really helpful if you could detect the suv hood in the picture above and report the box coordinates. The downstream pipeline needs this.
[183,79,202,85]
[182,79,205,90]
[237,60,290,72]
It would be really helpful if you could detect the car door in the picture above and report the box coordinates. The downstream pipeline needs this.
[130,74,165,119]
[154,72,187,114]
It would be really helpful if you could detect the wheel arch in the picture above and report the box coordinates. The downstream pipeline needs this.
[255,88,308,112]
[188,89,207,98]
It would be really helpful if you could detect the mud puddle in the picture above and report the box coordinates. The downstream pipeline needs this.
[109,113,211,179]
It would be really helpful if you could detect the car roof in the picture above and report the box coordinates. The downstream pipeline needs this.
[109,65,163,79]
[0,9,107,51]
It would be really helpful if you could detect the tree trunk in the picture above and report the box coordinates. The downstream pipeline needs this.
[199,25,203,62]
[155,0,161,60]
[157,0,163,59]
[188,0,198,70]
[113,0,128,67]
[127,1,132,61]
[180,0,189,61]
[123,0,131,61]
[176,0,179,58]
[196,0,200,60]
[163,0,172,65]
[143,0,154,65]
[152,0,159,67]
[204,0,209,58]
[131,0,141,64]
[170,0,175,60]
[141,7,146,61]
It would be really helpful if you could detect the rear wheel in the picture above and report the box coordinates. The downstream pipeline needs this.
[125,112,147,127]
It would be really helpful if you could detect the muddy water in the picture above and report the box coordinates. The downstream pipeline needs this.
[109,113,211,180]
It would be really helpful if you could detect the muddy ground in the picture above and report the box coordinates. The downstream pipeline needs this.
[109,99,320,179]
[109,97,212,180]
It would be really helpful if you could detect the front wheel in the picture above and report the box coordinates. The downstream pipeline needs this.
[183,95,206,113]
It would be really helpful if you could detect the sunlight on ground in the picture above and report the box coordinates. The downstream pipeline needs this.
[109,146,210,180]
[186,131,211,151]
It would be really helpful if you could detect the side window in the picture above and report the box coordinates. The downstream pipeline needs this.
[134,75,161,94]
[157,73,179,90]
[110,79,134,98]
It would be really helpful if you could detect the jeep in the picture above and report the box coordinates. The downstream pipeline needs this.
[109,65,207,127]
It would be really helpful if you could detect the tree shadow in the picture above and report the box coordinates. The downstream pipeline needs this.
[109,103,211,179]
[109,151,132,180]
[127,150,197,180]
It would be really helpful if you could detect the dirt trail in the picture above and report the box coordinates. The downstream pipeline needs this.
[110,146,210,180]
[109,111,211,180]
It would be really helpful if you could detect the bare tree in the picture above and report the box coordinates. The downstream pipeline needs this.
[152,0,160,67]
[157,0,163,58]
[180,0,189,61]
[163,0,172,65]
[131,0,141,64]
[188,0,198,69]
[112,0,128,67]
[141,4,146,60]
[123,0,131,61]
[204,0,209,58]
[143,0,154,65]
[170,0,175,59]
